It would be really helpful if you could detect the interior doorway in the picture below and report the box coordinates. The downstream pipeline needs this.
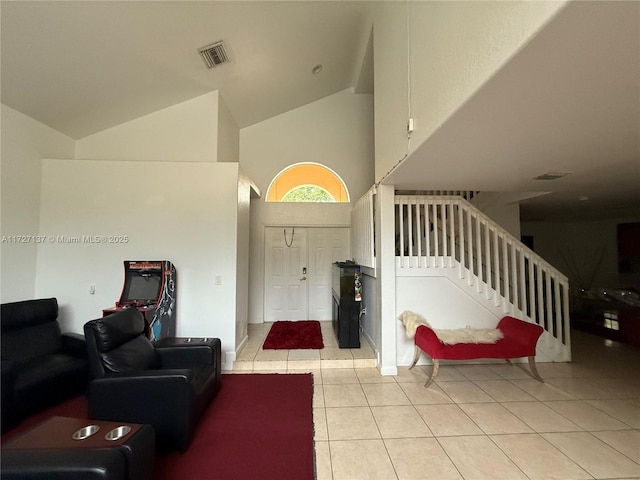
[264,226,350,322]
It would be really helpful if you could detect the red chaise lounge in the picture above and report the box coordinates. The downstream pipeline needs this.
[409,315,545,387]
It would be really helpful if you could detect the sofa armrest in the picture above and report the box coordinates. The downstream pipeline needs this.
[61,332,87,358]
[497,316,543,350]
[414,324,446,358]
[87,371,196,451]
[155,338,221,369]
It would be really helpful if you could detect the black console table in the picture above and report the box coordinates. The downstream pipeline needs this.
[332,262,361,348]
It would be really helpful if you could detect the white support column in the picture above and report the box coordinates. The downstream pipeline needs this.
[377,184,397,376]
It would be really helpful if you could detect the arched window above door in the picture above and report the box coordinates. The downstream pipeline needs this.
[266,163,350,203]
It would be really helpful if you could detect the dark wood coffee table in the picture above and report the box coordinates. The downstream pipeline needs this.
[3,416,155,480]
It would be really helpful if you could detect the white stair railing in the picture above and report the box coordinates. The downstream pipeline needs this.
[395,195,570,356]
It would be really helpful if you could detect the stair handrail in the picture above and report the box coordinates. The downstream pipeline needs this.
[395,194,568,282]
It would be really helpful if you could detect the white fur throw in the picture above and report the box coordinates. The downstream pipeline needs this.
[398,310,504,345]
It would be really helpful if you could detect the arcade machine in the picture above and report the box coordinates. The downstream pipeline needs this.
[103,261,176,341]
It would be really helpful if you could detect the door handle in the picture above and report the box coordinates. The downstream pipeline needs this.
[300,276,307,281]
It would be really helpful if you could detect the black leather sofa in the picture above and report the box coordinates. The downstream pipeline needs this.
[83,307,222,451]
[1,298,89,433]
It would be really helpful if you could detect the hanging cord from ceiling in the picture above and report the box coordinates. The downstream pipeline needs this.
[283,228,295,247]
[376,0,413,188]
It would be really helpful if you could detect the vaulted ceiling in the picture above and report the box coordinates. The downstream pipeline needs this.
[2,1,638,221]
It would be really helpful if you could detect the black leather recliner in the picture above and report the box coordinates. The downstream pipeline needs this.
[83,308,221,451]
[1,298,89,433]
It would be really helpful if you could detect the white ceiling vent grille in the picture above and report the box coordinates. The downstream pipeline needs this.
[198,41,229,69]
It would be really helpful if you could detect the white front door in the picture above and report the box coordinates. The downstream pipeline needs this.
[264,227,349,322]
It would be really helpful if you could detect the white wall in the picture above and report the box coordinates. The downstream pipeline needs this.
[217,95,240,164]
[235,170,253,350]
[521,217,640,290]
[35,159,240,367]
[376,184,397,375]
[395,276,500,366]
[1,104,76,302]
[371,1,410,183]
[240,88,374,323]
[75,92,220,162]
[372,1,568,183]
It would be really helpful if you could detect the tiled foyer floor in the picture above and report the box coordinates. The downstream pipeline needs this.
[234,323,640,480]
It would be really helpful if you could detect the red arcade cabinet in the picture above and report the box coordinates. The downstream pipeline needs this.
[103,261,176,341]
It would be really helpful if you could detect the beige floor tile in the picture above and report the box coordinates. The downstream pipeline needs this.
[353,358,377,368]
[321,347,353,360]
[595,377,640,398]
[459,403,534,434]
[491,434,591,480]
[321,368,360,385]
[323,383,367,407]
[241,322,640,480]
[592,429,640,463]
[321,359,354,369]
[414,404,483,437]
[546,377,619,399]
[543,431,640,479]
[362,383,411,406]
[253,360,288,371]
[254,348,289,361]
[488,362,538,380]
[289,368,322,381]
[371,405,432,438]
[586,398,640,428]
[385,438,462,480]
[352,344,375,359]
[287,359,321,370]
[473,379,537,402]
[314,407,328,441]
[314,441,333,480]
[394,366,431,383]
[236,346,258,361]
[429,365,467,381]
[288,349,320,360]
[399,382,454,405]
[502,401,582,433]
[355,367,396,384]
[510,378,576,401]
[325,406,380,440]
[438,435,527,480]
[545,400,631,431]
[454,364,504,381]
[438,381,495,403]
[231,360,254,371]
[329,439,397,480]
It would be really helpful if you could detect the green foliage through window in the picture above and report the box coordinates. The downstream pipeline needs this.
[281,185,335,202]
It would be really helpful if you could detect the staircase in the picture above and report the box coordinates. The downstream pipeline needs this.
[395,194,571,362]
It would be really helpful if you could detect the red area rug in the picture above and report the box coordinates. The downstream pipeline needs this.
[2,374,315,480]
[263,320,324,350]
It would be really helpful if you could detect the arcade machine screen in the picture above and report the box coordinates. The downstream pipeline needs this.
[121,270,162,307]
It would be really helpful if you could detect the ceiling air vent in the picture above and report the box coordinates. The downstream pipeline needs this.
[198,41,229,69]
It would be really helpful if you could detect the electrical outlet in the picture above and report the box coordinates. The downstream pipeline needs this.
[215,275,222,285]
[361,306,367,315]
[407,118,415,134]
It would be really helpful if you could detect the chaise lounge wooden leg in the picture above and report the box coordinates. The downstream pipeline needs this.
[505,357,544,382]
[528,356,544,383]
[424,359,439,388]
[409,346,421,370]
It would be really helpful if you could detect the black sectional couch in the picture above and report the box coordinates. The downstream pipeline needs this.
[1,298,89,433]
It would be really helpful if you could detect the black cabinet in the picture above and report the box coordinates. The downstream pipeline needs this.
[332,262,362,348]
